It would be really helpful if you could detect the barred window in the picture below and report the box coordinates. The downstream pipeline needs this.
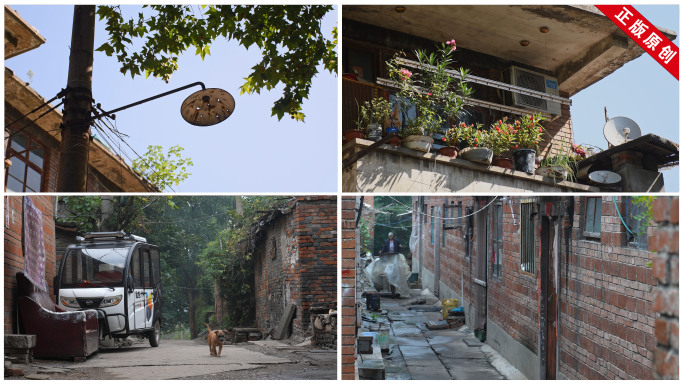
[430,206,435,245]
[626,198,649,250]
[584,197,602,238]
[520,202,536,274]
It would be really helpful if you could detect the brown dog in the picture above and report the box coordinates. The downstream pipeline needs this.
[204,323,227,357]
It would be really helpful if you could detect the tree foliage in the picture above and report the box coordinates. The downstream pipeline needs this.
[56,195,284,335]
[200,196,283,327]
[371,196,413,255]
[132,144,193,192]
[59,195,163,232]
[96,5,338,121]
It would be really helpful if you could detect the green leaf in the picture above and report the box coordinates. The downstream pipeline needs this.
[97,4,337,121]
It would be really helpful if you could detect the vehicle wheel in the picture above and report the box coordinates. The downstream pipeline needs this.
[149,319,161,347]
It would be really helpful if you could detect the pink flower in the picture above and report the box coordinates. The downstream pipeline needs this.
[398,69,412,79]
[427,92,432,96]
[446,39,457,51]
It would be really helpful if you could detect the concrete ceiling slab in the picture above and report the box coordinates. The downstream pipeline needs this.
[343,5,676,95]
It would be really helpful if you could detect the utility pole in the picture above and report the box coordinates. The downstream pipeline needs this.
[57,5,96,192]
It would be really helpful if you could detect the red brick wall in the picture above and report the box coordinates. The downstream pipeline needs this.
[253,196,336,336]
[651,197,679,380]
[419,196,480,307]
[487,197,540,355]
[341,196,357,380]
[539,92,575,159]
[414,196,659,380]
[361,196,375,253]
[560,197,656,380]
[293,196,337,332]
[4,195,57,334]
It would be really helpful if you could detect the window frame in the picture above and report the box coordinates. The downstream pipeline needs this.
[520,200,536,276]
[584,197,602,239]
[430,206,435,245]
[5,131,47,192]
[625,197,649,250]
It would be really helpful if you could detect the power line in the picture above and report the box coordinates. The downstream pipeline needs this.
[387,195,500,220]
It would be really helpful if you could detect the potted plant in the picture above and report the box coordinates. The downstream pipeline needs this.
[365,97,393,141]
[388,39,473,152]
[439,124,463,158]
[511,113,547,174]
[488,117,516,169]
[458,122,493,165]
[344,101,370,142]
[537,138,579,182]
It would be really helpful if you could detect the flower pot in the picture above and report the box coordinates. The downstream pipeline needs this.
[366,123,382,141]
[536,166,569,181]
[402,135,434,152]
[491,157,513,169]
[385,135,402,146]
[438,146,459,158]
[344,129,365,142]
[513,149,536,174]
[460,147,493,165]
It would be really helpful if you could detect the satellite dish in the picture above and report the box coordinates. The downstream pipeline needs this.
[603,117,642,147]
[589,170,622,186]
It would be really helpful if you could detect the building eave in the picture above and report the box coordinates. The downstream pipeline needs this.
[4,67,158,192]
[4,5,46,59]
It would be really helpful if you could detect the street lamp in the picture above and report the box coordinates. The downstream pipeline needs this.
[92,81,235,126]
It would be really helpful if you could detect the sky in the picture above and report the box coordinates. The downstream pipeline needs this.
[6,5,338,193]
[570,5,679,192]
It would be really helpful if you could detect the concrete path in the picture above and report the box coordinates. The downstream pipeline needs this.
[381,297,505,380]
[24,339,290,380]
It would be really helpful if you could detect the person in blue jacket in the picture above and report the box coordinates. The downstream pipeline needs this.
[380,232,401,254]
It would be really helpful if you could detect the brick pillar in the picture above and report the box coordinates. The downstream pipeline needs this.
[341,196,358,380]
[650,197,679,380]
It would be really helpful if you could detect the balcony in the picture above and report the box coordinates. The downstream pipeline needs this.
[343,138,598,193]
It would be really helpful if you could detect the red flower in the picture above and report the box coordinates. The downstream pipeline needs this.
[514,145,519,149]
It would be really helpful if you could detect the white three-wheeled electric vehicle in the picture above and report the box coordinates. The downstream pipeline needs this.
[55,232,162,347]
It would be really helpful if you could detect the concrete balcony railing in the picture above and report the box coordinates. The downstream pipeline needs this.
[342,138,600,193]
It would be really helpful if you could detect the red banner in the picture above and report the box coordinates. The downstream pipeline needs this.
[596,5,678,80]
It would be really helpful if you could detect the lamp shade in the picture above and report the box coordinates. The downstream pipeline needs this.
[180,88,235,126]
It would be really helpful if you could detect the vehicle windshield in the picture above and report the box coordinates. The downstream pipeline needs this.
[60,247,129,288]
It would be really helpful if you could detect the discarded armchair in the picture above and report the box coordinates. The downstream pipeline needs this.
[15,272,99,361]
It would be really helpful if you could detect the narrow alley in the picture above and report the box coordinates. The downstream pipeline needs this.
[357,294,524,380]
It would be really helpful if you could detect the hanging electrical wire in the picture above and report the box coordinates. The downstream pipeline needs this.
[5,89,66,130]
[387,195,500,221]
[5,100,64,140]
[92,116,177,193]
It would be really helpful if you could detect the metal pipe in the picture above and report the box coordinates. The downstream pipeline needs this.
[417,196,424,279]
[434,205,441,297]
[91,81,206,121]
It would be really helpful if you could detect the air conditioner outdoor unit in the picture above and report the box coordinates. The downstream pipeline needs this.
[502,66,562,116]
